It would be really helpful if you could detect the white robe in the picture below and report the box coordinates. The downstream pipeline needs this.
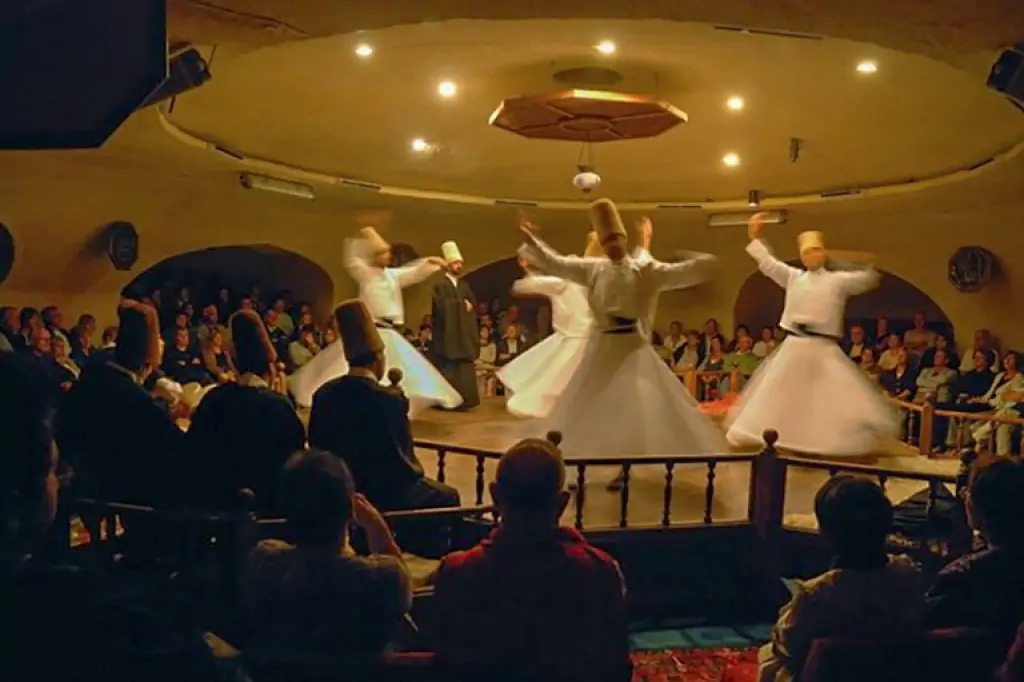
[725,239,898,456]
[288,239,463,416]
[497,274,593,418]
[516,237,726,460]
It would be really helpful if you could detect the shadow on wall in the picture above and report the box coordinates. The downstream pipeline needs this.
[734,262,951,339]
[125,244,334,316]
[464,257,550,331]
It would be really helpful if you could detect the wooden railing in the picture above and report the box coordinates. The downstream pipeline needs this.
[889,397,1024,457]
[675,367,745,401]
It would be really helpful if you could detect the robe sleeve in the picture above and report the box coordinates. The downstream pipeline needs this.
[648,251,718,292]
[746,238,798,289]
[832,267,881,296]
[511,275,568,298]
[392,259,441,288]
[343,238,377,285]
[518,238,596,286]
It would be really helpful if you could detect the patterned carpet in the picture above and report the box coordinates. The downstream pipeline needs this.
[631,647,758,682]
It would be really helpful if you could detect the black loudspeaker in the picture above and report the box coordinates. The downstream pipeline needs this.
[987,44,1024,105]
[106,222,139,271]
[139,48,212,110]
[0,0,167,149]
[0,224,14,286]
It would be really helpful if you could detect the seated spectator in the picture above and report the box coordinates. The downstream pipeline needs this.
[496,322,527,366]
[41,305,70,350]
[203,329,237,383]
[752,326,777,360]
[263,308,291,361]
[725,335,761,386]
[100,325,118,349]
[163,327,214,385]
[859,346,882,382]
[651,330,673,364]
[674,329,704,371]
[69,324,93,367]
[52,334,80,383]
[842,324,868,361]
[187,311,305,513]
[973,328,1001,372]
[268,295,295,337]
[914,349,958,405]
[26,326,71,392]
[879,348,915,401]
[19,306,42,349]
[926,459,1024,640]
[921,332,960,370]
[288,324,320,370]
[930,349,997,452]
[663,320,686,355]
[241,450,410,664]
[196,303,226,345]
[698,335,727,400]
[477,325,497,365]
[416,325,432,354]
[0,353,241,682]
[728,324,751,353]
[971,351,1024,455]
[431,434,630,682]
[903,310,936,358]
[322,326,338,347]
[56,301,187,506]
[0,305,20,351]
[758,476,925,682]
[878,333,905,371]
[874,316,891,351]
[309,301,459,558]
[163,307,195,348]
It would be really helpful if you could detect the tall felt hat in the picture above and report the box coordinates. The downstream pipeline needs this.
[116,299,161,371]
[230,309,277,373]
[583,230,603,258]
[359,226,390,254]
[441,241,464,264]
[798,230,825,255]
[334,299,384,362]
[589,198,627,243]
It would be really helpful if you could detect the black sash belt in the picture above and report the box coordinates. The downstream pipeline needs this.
[603,316,638,335]
[783,324,840,342]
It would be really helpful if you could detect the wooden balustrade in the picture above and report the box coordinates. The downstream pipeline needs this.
[676,368,744,401]
[888,397,1024,457]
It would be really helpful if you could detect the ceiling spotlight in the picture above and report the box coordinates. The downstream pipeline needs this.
[410,138,431,152]
[355,44,373,58]
[595,40,617,55]
[726,96,745,111]
[856,60,878,74]
[438,80,457,98]
[722,152,741,167]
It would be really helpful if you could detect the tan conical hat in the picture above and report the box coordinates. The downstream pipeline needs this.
[230,309,277,370]
[117,299,161,370]
[359,226,390,254]
[334,299,384,362]
[589,198,627,243]
[797,230,824,255]
[441,241,464,264]
[583,230,603,258]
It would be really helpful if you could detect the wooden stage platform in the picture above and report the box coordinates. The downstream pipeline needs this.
[411,399,959,530]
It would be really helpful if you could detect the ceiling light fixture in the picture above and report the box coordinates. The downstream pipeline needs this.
[437,80,457,98]
[722,152,741,167]
[410,138,431,153]
[355,44,373,58]
[239,173,315,200]
[856,60,878,74]
[595,40,617,55]
[727,96,745,111]
[708,210,787,229]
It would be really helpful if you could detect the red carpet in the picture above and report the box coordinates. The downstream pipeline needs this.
[631,647,758,682]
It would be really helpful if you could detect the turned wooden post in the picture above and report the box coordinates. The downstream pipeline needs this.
[684,369,698,399]
[729,367,741,395]
[919,400,935,456]
[749,429,785,581]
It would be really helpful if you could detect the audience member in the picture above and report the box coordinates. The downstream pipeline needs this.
[758,476,925,682]
[432,433,630,682]
[921,332,960,370]
[203,328,238,383]
[288,324,320,370]
[753,326,776,360]
[903,311,936,358]
[842,324,868,361]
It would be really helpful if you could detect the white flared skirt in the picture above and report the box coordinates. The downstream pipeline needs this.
[523,331,729,460]
[497,333,589,418]
[725,335,899,457]
[288,329,463,418]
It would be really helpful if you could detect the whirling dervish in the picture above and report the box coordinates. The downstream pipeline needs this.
[517,198,727,484]
[497,231,599,418]
[289,227,463,417]
[725,212,898,456]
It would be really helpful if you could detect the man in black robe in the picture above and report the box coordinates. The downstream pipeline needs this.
[186,310,305,514]
[431,240,480,409]
[309,299,460,557]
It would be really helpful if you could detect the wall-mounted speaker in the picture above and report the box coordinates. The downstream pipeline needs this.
[106,221,139,271]
[987,44,1024,106]
[139,47,212,110]
[0,224,14,285]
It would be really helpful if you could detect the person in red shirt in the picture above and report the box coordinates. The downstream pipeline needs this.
[430,432,631,682]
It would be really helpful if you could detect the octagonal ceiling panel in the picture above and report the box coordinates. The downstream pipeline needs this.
[167,19,1024,203]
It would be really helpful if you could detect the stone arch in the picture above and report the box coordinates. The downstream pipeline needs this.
[464,256,549,333]
[125,244,334,316]
[733,261,954,342]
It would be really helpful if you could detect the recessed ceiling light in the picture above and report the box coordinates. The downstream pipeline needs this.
[856,60,878,74]
[722,153,741,167]
[355,44,373,58]
[411,138,431,153]
[726,96,745,111]
[438,80,457,98]
[595,40,617,55]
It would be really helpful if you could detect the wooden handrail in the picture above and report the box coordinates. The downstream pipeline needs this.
[413,439,757,467]
[933,408,1024,426]
[781,454,957,484]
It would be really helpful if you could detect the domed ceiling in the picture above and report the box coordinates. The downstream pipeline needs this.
[162,19,1024,207]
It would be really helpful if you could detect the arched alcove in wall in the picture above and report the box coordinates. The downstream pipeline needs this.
[464,257,550,333]
[125,245,334,316]
[733,262,952,341]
